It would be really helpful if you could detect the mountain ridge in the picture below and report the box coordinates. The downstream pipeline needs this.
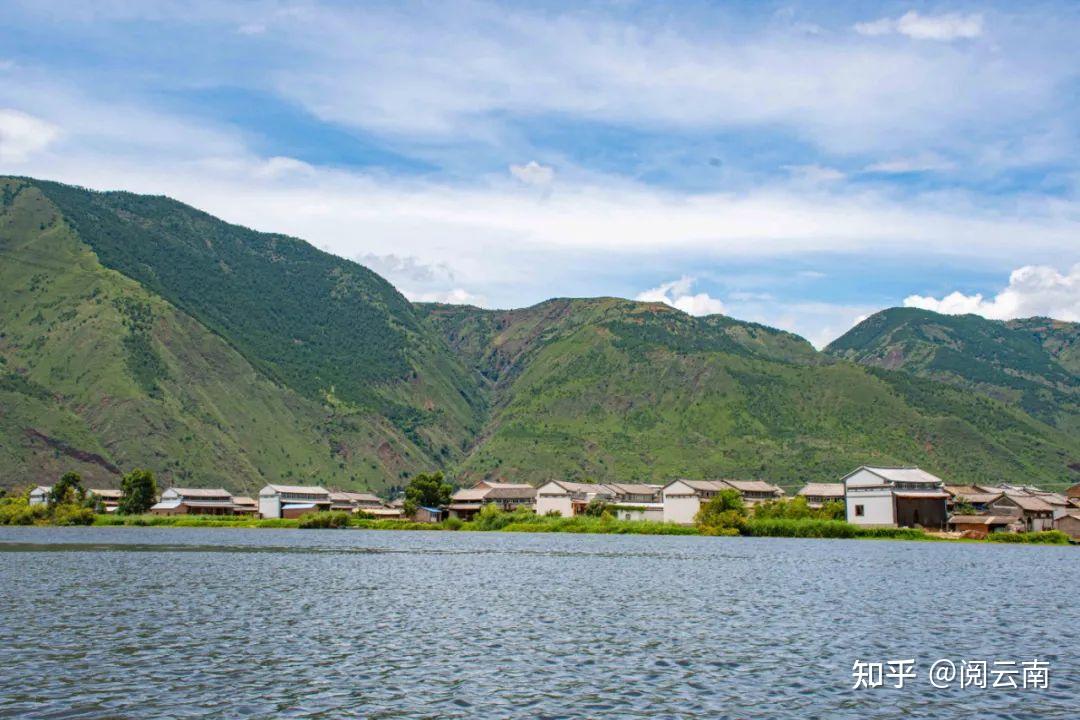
[2,176,1077,492]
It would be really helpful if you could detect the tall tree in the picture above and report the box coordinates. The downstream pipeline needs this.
[403,471,453,517]
[50,471,85,505]
[118,469,158,515]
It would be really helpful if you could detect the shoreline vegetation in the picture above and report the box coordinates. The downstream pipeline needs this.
[1,474,1071,545]
[1,505,1069,545]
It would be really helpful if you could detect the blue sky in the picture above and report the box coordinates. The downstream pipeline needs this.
[0,0,1077,346]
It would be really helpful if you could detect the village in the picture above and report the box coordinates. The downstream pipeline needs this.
[27,465,1080,540]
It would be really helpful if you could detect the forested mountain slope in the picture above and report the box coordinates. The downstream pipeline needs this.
[2,177,1076,494]
[420,301,1079,490]
[0,178,481,493]
[827,308,1080,437]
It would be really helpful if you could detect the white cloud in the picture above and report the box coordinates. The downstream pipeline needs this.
[237,23,266,36]
[864,153,955,174]
[358,253,454,283]
[855,12,984,41]
[904,264,1080,321]
[509,161,554,187]
[784,164,846,183]
[636,277,726,317]
[404,287,487,306]
[256,2,1062,159]
[0,109,60,162]
[252,156,316,179]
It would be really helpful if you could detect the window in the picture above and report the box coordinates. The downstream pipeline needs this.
[855,504,865,517]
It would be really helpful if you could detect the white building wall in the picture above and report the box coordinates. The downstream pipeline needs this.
[663,482,701,525]
[536,494,573,517]
[259,492,281,519]
[845,490,894,526]
[617,506,666,522]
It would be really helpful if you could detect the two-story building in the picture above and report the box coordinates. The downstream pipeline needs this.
[329,491,386,513]
[661,478,786,525]
[535,481,616,517]
[447,481,537,520]
[88,488,122,513]
[258,484,332,519]
[988,493,1055,532]
[151,488,237,515]
[796,483,845,508]
[842,466,948,529]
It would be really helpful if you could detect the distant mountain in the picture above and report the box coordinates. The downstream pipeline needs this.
[2,177,1077,493]
[420,300,1078,490]
[826,308,1080,437]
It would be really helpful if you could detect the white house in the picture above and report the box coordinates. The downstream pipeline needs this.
[535,481,615,517]
[29,486,51,505]
[661,480,732,525]
[842,466,949,529]
[661,479,785,524]
[258,484,332,519]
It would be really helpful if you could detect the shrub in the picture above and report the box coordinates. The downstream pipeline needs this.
[695,489,747,534]
[51,505,95,526]
[298,511,352,529]
[442,517,464,530]
[0,497,49,525]
[987,530,1070,544]
[743,518,858,538]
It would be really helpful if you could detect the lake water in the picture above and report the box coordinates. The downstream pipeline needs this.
[0,528,1076,719]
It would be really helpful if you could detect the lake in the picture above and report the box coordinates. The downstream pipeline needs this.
[0,528,1076,719]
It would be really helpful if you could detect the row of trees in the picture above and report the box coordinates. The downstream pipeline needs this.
[0,468,159,525]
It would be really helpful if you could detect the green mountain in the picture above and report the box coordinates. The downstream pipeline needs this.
[419,300,1078,491]
[826,308,1080,437]
[1,177,481,494]
[2,176,1077,494]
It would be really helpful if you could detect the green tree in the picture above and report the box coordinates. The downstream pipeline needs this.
[119,468,157,515]
[820,500,846,521]
[582,498,609,517]
[403,471,452,517]
[50,471,86,505]
[695,489,747,535]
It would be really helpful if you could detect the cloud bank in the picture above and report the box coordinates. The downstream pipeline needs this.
[904,264,1080,322]
[636,277,726,316]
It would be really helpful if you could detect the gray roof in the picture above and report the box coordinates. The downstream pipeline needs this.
[672,479,782,495]
[995,493,1054,512]
[167,487,232,499]
[798,483,845,498]
[859,466,944,485]
[542,481,613,495]
[950,492,1003,504]
[262,484,330,497]
[329,491,383,504]
[483,485,537,500]
[671,479,734,493]
[604,483,662,496]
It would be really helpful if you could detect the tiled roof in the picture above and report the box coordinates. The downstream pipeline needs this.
[797,483,845,498]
